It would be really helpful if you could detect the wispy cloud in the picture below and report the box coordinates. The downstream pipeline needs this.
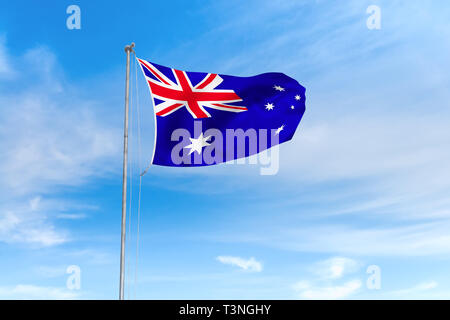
[389,281,438,297]
[293,279,361,300]
[216,256,263,272]
[0,40,121,195]
[55,213,87,220]
[0,199,68,246]
[211,219,450,257]
[312,257,360,280]
[65,249,114,266]
[34,265,68,278]
[372,281,447,299]
[0,38,121,247]
[0,284,80,299]
[293,256,362,299]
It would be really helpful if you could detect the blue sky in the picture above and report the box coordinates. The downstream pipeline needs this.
[1,0,450,299]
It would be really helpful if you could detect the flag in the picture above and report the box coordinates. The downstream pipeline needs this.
[137,58,306,167]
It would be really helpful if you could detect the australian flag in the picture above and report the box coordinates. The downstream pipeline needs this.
[137,58,306,167]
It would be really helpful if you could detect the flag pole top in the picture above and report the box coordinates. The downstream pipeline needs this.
[125,42,135,53]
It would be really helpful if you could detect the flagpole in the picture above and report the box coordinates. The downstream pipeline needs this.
[120,42,135,300]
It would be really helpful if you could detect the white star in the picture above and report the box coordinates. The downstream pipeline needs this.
[275,124,285,135]
[295,95,301,100]
[184,132,211,155]
[290,105,295,110]
[265,103,275,111]
[274,85,285,92]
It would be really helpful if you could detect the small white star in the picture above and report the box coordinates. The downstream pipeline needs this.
[275,124,285,135]
[274,85,285,92]
[184,132,211,155]
[290,105,295,110]
[295,95,301,100]
[265,103,275,111]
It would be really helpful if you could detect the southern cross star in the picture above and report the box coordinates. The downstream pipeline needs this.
[184,132,211,155]
[265,103,275,111]
[295,95,301,100]
[274,85,285,91]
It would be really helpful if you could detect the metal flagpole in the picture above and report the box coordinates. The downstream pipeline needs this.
[120,42,135,300]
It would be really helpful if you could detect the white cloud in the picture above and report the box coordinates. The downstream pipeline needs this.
[282,115,450,185]
[212,219,450,257]
[0,211,20,234]
[216,256,263,272]
[0,92,120,195]
[365,280,450,299]
[0,195,69,246]
[0,38,121,247]
[416,281,439,290]
[14,226,66,246]
[313,257,359,280]
[0,284,80,299]
[34,266,68,278]
[293,256,361,299]
[55,213,87,220]
[66,249,113,265]
[388,281,438,298]
[272,220,450,256]
[293,279,361,300]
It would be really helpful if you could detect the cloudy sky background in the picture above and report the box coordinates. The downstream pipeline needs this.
[1,0,450,299]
